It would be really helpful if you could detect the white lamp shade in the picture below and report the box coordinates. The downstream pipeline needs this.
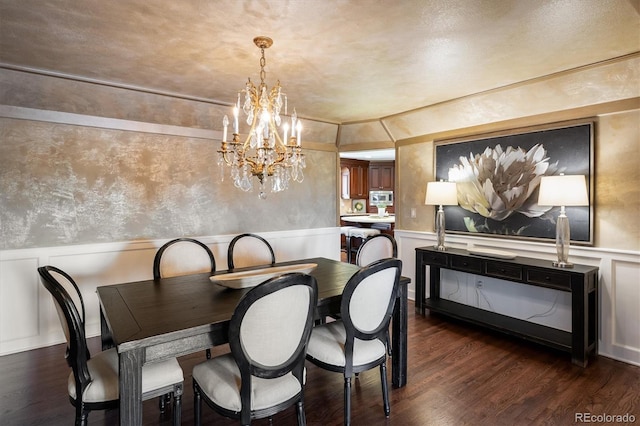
[425,181,458,206]
[538,175,588,207]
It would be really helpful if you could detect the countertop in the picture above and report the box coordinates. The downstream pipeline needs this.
[341,214,395,224]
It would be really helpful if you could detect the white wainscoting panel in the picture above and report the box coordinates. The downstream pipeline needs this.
[0,227,340,356]
[395,230,640,367]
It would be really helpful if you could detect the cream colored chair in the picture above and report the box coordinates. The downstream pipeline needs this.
[227,233,276,270]
[38,266,184,426]
[346,228,380,263]
[355,233,397,267]
[153,237,216,279]
[305,258,402,426]
[153,237,217,358]
[193,273,318,425]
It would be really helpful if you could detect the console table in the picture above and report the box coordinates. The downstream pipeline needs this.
[415,247,599,367]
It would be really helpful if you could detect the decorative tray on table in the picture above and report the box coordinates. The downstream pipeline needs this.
[210,263,318,289]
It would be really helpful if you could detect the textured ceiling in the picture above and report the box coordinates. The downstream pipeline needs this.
[1,0,639,124]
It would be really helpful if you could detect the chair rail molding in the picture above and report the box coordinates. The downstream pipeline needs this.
[0,227,340,356]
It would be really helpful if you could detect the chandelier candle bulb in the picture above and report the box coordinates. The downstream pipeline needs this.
[233,106,239,134]
[291,109,297,137]
[297,121,302,146]
[283,123,289,143]
[222,115,228,142]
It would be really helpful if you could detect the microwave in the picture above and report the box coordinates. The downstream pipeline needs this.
[369,190,393,206]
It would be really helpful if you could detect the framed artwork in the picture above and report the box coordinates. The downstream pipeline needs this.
[434,121,594,245]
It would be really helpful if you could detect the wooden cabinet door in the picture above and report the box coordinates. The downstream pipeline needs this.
[340,159,369,199]
[369,162,394,190]
[349,165,368,198]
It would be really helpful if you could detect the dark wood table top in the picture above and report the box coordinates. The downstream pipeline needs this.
[97,257,364,352]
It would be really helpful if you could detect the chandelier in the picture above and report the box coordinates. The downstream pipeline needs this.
[217,36,306,199]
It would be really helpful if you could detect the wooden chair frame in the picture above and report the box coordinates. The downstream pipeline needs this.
[227,233,276,270]
[153,237,216,280]
[306,258,402,425]
[193,273,318,425]
[38,265,183,426]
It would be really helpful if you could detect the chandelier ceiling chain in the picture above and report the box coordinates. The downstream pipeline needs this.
[217,36,306,199]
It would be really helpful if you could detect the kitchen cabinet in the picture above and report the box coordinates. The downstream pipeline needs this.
[369,161,394,191]
[340,159,369,198]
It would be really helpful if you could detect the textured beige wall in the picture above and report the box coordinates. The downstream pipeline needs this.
[396,116,640,252]
[594,110,640,250]
[0,70,337,250]
[384,55,640,142]
[397,111,640,251]
[392,55,640,251]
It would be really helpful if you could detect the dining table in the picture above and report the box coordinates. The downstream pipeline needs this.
[97,256,409,425]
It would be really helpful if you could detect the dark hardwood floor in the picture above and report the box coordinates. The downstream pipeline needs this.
[1,301,638,425]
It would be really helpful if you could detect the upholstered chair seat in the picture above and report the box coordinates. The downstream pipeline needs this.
[306,322,387,367]
[193,354,303,412]
[67,348,183,403]
[193,273,317,426]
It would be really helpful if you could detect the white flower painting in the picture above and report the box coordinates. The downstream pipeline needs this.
[435,124,593,242]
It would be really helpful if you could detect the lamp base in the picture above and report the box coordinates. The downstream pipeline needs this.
[434,245,448,251]
[552,260,574,268]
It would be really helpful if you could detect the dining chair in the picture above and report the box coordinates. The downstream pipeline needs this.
[38,265,184,426]
[227,233,276,270]
[305,258,402,426]
[192,272,318,426]
[355,233,398,267]
[153,237,217,358]
[346,228,380,264]
[153,237,217,280]
[355,233,398,357]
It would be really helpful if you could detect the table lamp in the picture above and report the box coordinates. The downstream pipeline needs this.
[537,174,588,268]
[425,181,458,251]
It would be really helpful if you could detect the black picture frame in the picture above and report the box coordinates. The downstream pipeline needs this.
[434,121,594,245]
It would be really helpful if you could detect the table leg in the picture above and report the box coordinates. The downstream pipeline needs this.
[391,283,408,388]
[99,308,114,350]
[571,279,589,367]
[119,348,144,425]
[415,252,425,314]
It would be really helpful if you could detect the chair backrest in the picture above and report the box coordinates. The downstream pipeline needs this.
[355,233,398,267]
[341,258,402,361]
[153,238,217,280]
[227,233,276,270]
[38,266,92,396]
[228,273,317,412]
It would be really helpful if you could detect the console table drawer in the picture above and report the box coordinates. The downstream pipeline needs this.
[450,256,482,274]
[527,269,571,290]
[486,262,522,280]
[420,251,448,267]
